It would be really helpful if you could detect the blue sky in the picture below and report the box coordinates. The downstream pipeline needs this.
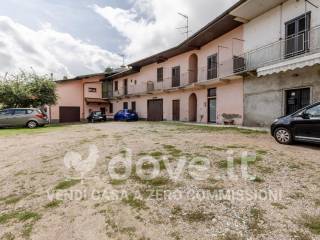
[0,0,236,78]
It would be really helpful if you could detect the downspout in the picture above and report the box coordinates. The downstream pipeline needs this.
[82,80,85,121]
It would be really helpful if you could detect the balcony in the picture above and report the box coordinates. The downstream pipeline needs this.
[235,26,320,75]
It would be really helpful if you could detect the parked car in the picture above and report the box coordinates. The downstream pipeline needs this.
[271,102,320,145]
[0,108,48,129]
[114,109,138,121]
[87,111,107,123]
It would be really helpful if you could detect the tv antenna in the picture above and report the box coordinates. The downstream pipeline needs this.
[119,53,125,67]
[177,12,190,39]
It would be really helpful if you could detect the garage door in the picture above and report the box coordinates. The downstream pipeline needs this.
[59,107,80,123]
[147,99,163,121]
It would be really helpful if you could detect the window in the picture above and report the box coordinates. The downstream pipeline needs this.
[123,102,128,110]
[208,88,217,97]
[285,12,311,58]
[88,88,97,93]
[207,54,218,80]
[114,81,118,91]
[109,103,113,113]
[26,109,34,114]
[14,109,27,115]
[306,104,320,118]
[131,101,136,112]
[172,66,180,87]
[157,67,164,82]
[134,80,137,85]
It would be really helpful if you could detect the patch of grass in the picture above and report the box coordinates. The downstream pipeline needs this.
[122,194,147,210]
[162,144,182,157]
[248,207,265,236]
[0,194,25,205]
[252,177,264,183]
[184,210,214,223]
[0,125,67,137]
[289,164,301,170]
[226,144,246,149]
[289,192,305,200]
[315,199,320,207]
[290,231,312,240]
[1,232,15,240]
[149,151,163,159]
[171,206,182,216]
[110,179,126,186]
[301,214,320,234]
[256,149,268,155]
[141,177,170,186]
[271,202,287,210]
[44,200,63,209]
[0,211,40,224]
[22,223,34,238]
[216,232,245,240]
[54,179,81,190]
[202,146,228,151]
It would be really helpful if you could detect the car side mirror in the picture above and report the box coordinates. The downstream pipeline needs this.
[301,111,310,119]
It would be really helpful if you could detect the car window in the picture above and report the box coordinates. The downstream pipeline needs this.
[26,109,34,114]
[306,104,320,118]
[14,109,27,115]
[0,109,14,115]
[94,112,102,116]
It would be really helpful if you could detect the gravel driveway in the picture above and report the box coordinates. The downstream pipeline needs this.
[0,122,319,240]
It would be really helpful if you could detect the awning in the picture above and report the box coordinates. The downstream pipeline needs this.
[85,98,109,104]
[257,52,320,77]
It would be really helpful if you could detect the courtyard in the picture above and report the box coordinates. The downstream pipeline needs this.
[0,122,319,240]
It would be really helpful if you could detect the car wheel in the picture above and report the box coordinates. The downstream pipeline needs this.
[274,127,292,145]
[27,121,38,129]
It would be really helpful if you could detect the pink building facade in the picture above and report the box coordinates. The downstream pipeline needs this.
[104,21,245,125]
[50,74,109,123]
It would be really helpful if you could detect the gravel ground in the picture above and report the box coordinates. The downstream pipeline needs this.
[0,121,319,240]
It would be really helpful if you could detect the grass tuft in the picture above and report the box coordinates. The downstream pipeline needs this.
[122,194,147,210]
[44,200,63,209]
[301,214,320,235]
[54,179,81,190]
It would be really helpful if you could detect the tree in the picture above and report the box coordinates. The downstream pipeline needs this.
[105,67,114,74]
[0,71,57,108]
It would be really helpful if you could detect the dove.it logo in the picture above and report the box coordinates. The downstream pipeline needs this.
[64,145,99,183]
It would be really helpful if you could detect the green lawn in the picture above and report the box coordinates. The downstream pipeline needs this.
[0,124,68,137]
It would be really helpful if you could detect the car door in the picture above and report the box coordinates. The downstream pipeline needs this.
[292,104,320,142]
[12,109,28,126]
[0,109,14,126]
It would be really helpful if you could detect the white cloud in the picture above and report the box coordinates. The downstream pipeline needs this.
[0,16,122,79]
[93,0,238,62]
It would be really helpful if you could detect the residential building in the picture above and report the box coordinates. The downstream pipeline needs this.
[102,1,247,125]
[50,73,110,123]
[229,0,320,126]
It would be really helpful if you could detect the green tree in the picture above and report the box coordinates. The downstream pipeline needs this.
[0,72,57,108]
[105,67,114,74]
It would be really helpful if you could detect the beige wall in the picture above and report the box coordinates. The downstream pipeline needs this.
[51,76,107,122]
[111,79,244,125]
[110,26,244,125]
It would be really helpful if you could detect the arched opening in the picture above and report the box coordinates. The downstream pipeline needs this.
[189,93,197,122]
[188,54,198,84]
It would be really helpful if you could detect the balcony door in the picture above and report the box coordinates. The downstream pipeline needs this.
[124,79,128,95]
[172,66,180,87]
[285,13,310,58]
[207,54,218,80]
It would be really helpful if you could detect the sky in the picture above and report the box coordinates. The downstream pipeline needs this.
[0,0,237,79]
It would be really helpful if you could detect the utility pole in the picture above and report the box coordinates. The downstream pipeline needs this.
[177,12,190,39]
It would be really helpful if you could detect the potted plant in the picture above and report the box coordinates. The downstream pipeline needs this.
[221,113,242,125]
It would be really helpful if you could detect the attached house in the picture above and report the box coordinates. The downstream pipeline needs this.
[229,0,320,126]
[50,73,110,123]
[102,1,247,125]
[102,0,320,127]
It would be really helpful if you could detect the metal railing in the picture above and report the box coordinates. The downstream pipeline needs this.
[109,26,320,97]
[236,26,320,72]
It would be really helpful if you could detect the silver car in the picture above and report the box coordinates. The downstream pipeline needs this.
[0,108,49,128]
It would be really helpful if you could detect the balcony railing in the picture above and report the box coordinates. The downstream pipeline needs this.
[235,26,320,73]
[110,26,320,98]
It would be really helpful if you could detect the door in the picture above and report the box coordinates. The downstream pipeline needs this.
[147,99,163,121]
[208,88,217,123]
[59,107,80,123]
[131,102,136,112]
[100,107,106,114]
[208,98,217,123]
[124,79,128,95]
[0,109,14,126]
[293,103,320,141]
[123,102,128,110]
[172,66,180,87]
[12,109,29,126]
[286,88,310,115]
[172,100,180,121]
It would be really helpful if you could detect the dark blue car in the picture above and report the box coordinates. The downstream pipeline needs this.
[114,109,139,121]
